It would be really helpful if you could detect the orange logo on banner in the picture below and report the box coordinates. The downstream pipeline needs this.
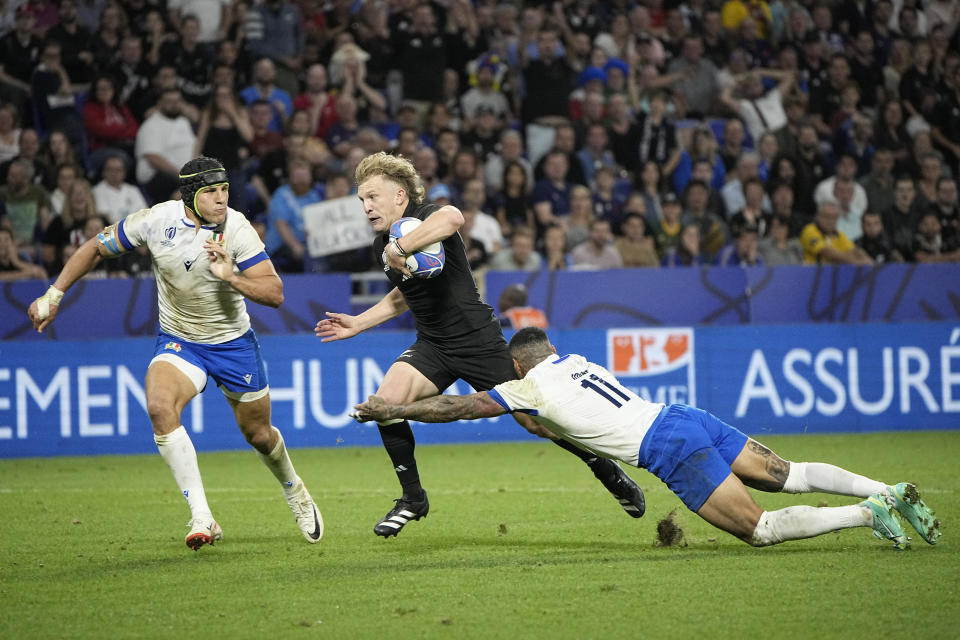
[609,329,692,375]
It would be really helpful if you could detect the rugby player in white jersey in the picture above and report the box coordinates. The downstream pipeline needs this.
[27,156,323,550]
[354,327,942,550]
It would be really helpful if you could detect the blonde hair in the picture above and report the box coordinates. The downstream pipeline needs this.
[61,179,96,228]
[354,152,425,204]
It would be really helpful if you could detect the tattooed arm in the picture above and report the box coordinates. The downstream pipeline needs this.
[353,393,507,423]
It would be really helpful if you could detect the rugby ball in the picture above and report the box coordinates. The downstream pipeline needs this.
[388,217,445,279]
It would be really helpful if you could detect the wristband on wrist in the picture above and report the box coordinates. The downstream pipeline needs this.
[391,239,408,256]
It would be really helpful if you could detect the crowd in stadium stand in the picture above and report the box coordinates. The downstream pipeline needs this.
[1,0,960,281]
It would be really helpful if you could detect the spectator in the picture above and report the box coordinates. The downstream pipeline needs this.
[41,178,94,274]
[756,131,779,183]
[82,74,139,172]
[491,160,533,238]
[565,185,594,250]
[793,123,831,211]
[614,212,659,268]
[541,223,571,271]
[575,123,617,190]
[391,3,449,114]
[245,0,304,96]
[247,98,284,160]
[814,153,868,212]
[92,155,148,224]
[293,63,338,140]
[44,0,94,86]
[730,177,769,235]
[240,58,293,135]
[0,101,20,164]
[715,222,764,267]
[160,14,213,109]
[48,162,79,216]
[636,90,681,179]
[833,178,866,242]
[0,226,46,280]
[666,36,719,118]
[914,211,960,262]
[683,180,730,261]
[112,35,154,122]
[674,125,727,195]
[860,148,897,217]
[532,150,574,238]
[460,53,512,123]
[459,205,490,271]
[521,28,574,166]
[662,222,704,267]
[571,219,623,269]
[484,129,533,195]
[194,83,254,212]
[0,157,50,254]
[810,54,851,138]
[334,41,388,124]
[758,214,804,265]
[497,283,548,329]
[0,127,44,185]
[914,151,945,211]
[637,160,666,225]
[857,210,902,263]
[461,177,502,255]
[768,180,806,237]
[0,8,41,118]
[932,65,960,175]
[719,68,794,142]
[652,192,684,256]
[722,152,763,218]
[721,0,773,39]
[264,158,319,273]
[592,165,630,232]
[533,123,586,187]
[883,175,923,261]
[460,105,502,163]
[718,117,747,173]
[31,40,85,147]
[134,88,196,205]
[930,176,960,238]
[800,202,873,264]
[488,226,542,271]
[773,94,808,160]
[899,40,937,123]
[167,0,232,58]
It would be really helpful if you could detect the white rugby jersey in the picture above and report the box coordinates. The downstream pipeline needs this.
[489,354,665,466]
[117,200,269,344]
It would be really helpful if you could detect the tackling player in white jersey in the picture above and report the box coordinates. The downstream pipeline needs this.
[27,156,323,550]
[354,327,941,550]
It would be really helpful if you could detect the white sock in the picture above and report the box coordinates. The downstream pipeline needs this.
[256,426,299,496]
[751,505,872,546]
[782,462,887,498]
[155,425,212,519]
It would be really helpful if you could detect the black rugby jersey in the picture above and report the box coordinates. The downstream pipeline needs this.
[373,201,504,350]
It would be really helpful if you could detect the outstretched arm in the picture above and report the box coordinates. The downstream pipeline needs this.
[27,237,102,333]
[315,286,408,342]
[353,392,507,423]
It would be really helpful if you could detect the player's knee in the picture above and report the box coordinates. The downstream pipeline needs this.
[242,425,272,450]
[146,396,179,429]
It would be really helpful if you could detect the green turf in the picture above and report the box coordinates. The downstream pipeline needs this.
[1,431,957,639]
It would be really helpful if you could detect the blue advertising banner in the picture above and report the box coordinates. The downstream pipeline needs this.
[0,274,353,341]
[486,263,960,328]
[1,322,957,458]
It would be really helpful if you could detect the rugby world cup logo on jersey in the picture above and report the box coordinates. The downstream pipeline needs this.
[606,327,695,405]
[161,226,177,247]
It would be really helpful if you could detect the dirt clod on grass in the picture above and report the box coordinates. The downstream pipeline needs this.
[654,509,686,547]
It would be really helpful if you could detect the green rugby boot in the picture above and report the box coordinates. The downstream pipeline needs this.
[862,493,909,550]
[887,483,941,545]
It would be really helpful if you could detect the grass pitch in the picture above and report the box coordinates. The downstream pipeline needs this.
[1,431,957,639]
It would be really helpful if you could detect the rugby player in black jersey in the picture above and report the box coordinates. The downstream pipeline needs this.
[315,152,645,537]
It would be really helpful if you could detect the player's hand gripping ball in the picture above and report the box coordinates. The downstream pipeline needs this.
[388,217,445,279]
